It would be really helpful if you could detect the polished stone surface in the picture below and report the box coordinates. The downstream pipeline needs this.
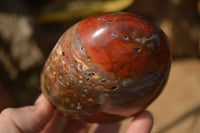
[41,12,171,123]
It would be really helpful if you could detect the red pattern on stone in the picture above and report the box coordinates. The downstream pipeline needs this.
[41,12,171,123]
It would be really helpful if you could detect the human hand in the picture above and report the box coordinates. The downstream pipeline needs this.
[0,94,153,133]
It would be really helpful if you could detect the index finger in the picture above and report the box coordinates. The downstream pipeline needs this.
[126,111,154,133]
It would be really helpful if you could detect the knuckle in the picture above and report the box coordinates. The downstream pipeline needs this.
[1,108,15,116]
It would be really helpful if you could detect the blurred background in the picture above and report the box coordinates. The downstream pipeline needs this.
[0,0,199,132]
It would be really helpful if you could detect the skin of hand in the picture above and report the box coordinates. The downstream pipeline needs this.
[0,94,153,133]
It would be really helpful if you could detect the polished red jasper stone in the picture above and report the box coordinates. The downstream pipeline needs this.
[41,12,171,123]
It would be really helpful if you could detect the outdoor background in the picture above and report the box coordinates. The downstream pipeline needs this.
[0,0,199,132]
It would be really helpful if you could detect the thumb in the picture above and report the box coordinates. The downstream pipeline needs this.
[0,95,54,133]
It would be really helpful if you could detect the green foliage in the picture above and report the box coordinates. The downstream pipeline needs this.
[38,0,134,23]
